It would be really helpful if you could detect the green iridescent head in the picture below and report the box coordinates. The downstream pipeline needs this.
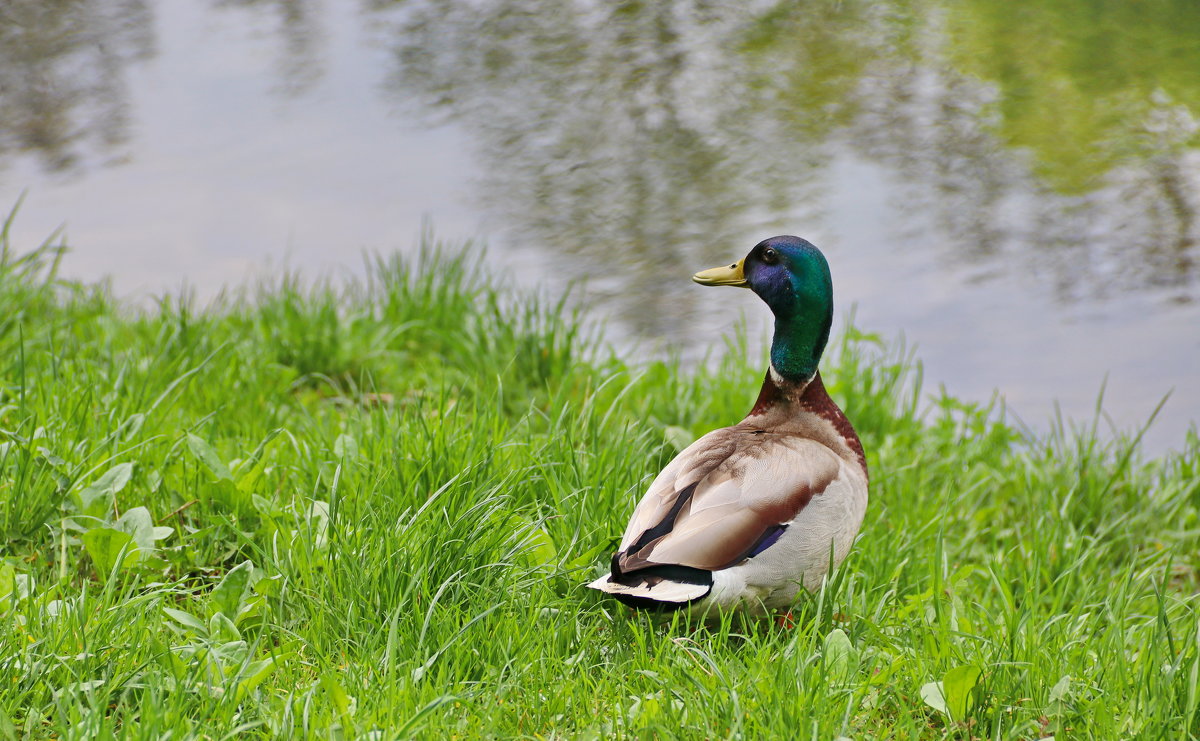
[693,235,834,381]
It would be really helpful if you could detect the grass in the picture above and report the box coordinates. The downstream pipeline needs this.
[2,214,1199,739]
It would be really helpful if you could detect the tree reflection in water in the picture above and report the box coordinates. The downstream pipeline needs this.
[374,0,1200,332]
[0,0,153,172]
[0,0,324,177]
[1,0,1197,333]
[214,0,325,96]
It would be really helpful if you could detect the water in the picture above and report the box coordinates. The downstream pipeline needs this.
[3,0,1198,453]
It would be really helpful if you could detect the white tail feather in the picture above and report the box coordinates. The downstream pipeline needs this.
[586,575,709,603]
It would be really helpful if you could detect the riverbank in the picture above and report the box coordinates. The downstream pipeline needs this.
[2,226,1198,738]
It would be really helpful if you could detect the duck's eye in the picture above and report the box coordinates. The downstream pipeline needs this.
[761,247,779,265]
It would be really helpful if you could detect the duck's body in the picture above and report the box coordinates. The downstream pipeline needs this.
[588,237,868,615]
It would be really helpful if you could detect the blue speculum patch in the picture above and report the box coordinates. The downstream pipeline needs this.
[748,524,787,557]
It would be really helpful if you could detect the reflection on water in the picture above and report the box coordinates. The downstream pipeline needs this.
[214,0,325,95]
[0,0,152,172]
[0,0,325,176]
[1,0,1198,450]
[377,0,842,337]
[5,0,1198,311]
[377,0,1200,329]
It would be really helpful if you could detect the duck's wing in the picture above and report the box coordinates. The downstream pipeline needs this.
[614,430,843,574]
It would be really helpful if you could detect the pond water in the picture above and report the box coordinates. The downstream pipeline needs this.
[3,0,1199,454]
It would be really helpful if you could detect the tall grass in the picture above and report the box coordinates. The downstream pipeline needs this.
[1,218,1198,738]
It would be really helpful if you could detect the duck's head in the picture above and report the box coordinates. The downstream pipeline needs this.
[693,235,833,381]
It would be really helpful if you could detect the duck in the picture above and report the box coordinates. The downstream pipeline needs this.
[587,236,868,615]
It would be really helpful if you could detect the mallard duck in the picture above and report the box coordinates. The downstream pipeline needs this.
[588,236,868,615]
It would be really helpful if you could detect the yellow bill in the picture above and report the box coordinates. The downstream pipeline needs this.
[692,258,747,287]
